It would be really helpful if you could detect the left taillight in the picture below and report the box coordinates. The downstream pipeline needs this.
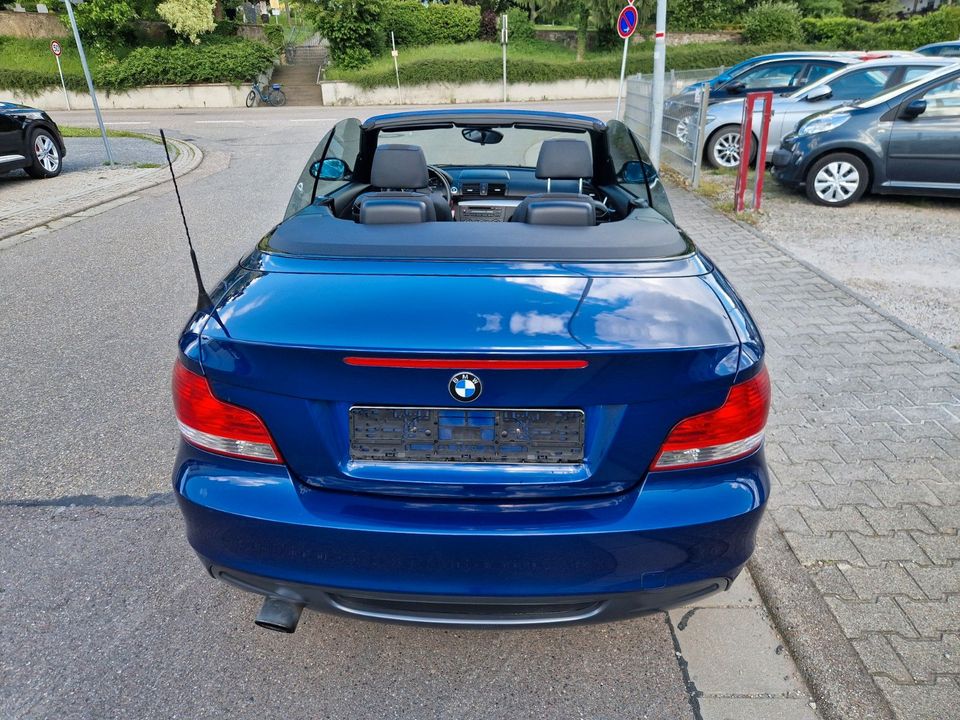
[172,360,283,464]
[652,366,771,471]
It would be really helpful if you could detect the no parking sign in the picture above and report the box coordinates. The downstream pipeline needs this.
[614,0,638,119]
[617,3,638,40]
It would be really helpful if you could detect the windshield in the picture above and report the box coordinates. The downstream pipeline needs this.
[378,126,590,168]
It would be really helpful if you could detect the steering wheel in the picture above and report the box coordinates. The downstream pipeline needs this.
[427,166,452,206]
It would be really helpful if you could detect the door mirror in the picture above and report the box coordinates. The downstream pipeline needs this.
[805,85,833,102]
[725,81,746,94]
[310,158,348,180]
[621,160,654,183]
[900,98,927,120]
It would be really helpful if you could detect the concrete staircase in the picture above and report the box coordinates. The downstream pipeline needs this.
[272,45,328,106]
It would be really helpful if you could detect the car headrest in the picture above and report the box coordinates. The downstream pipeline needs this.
[535,138,593,180]
[370,144,430,189]
[359,194,436,224]
[523,198,597,227]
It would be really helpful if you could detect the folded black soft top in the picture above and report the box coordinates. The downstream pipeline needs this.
[263,206,693,262]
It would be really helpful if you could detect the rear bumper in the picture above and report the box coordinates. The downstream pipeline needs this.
[174,442,769,625]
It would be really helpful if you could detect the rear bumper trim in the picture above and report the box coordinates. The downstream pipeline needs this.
[213,564,731,627]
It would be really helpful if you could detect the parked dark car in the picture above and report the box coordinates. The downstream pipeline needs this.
[915,41,960,58]
[772,64,960,206]
[0,101,66,179]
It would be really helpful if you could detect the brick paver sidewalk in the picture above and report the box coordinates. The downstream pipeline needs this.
[669,187,960,720]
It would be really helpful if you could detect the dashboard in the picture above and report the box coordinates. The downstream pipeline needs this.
[427,165,594,223]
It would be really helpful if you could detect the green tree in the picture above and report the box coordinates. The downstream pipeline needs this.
[301,0,385,69]
[157,0,216,43]
[540,0,621,61]
[68,0,137,47]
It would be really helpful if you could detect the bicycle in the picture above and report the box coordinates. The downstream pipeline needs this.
[246,80,286,108]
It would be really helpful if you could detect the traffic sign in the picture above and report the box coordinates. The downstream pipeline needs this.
[50,40,62,57]
[617,4,639,40]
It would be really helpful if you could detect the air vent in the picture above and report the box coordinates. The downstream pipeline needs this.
[488,183,507,196]
[462,183,483,196]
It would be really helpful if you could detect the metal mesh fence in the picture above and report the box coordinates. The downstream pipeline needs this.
[623,67,724,188]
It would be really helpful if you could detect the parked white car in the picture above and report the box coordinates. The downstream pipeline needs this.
[698,56,958,168]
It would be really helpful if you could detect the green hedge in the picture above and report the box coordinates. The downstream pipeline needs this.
[379,0,480,47]
[801,6,960,49]
[335,42,807,89]
[0,38,276,93]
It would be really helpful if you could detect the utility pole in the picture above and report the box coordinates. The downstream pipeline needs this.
[63,0,113,165]
[649,0,667,168]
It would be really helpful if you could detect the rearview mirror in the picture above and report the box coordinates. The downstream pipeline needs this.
[310,158,348,181]
[805,85,833,102]
[900,98,927,119]
[725,81,746,94]
[462,128,504,145]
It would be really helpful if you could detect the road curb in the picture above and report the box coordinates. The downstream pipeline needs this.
[670,183,898,720]
[0,135,203,245]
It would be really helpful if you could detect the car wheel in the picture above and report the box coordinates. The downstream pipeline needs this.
[675,115,691,145]
[24,129,62,179]
[805,153,868,207]
[706,126,756,169]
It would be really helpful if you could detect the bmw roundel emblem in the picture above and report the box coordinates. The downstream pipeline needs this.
[449,371,482,403]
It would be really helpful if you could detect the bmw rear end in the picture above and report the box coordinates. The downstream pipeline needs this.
[172,118,770,632]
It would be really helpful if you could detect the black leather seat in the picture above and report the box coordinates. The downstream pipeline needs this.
[511,138,601,226]
[356,144,452,224]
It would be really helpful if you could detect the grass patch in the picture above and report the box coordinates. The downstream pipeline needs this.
[60,125,153,140]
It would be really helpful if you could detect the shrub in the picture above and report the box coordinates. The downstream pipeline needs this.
[157,0,216,44]
[99,39,276,89]
[380,1,481,47]
[796,0,844,18]
[503,8,534,42]
[667,0,747,30]
[332,42,813,88]
[800,15,866,44]
[801,5,960,49]
[742,2,804,44]
[480,9,498,41]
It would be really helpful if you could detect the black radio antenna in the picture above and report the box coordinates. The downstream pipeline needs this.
[160,129,213,314]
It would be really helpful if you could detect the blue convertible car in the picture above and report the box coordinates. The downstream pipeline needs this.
[172,110,770,632]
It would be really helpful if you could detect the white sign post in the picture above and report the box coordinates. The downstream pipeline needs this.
[649,0,667,168]
[63,0,113,165]
[500,13,508,103]
[50,40,71,111]
[391,32,402,105]
[614,1,638,120]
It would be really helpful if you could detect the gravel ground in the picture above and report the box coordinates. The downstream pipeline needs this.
[693,170,960,351]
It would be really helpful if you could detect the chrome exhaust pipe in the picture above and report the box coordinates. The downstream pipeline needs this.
[255,597,304,634]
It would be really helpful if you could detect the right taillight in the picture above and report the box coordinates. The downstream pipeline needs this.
[172,360,283,464]
[652,366,770,471]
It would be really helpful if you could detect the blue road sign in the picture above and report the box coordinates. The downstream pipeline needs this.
[617,5,638,39]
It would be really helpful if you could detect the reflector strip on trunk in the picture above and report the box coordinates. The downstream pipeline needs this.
[344,357,588,370]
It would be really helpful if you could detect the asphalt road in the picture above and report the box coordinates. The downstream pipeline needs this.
[0,102,705,720]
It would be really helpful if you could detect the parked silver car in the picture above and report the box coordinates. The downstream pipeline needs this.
[699,56,957,168]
